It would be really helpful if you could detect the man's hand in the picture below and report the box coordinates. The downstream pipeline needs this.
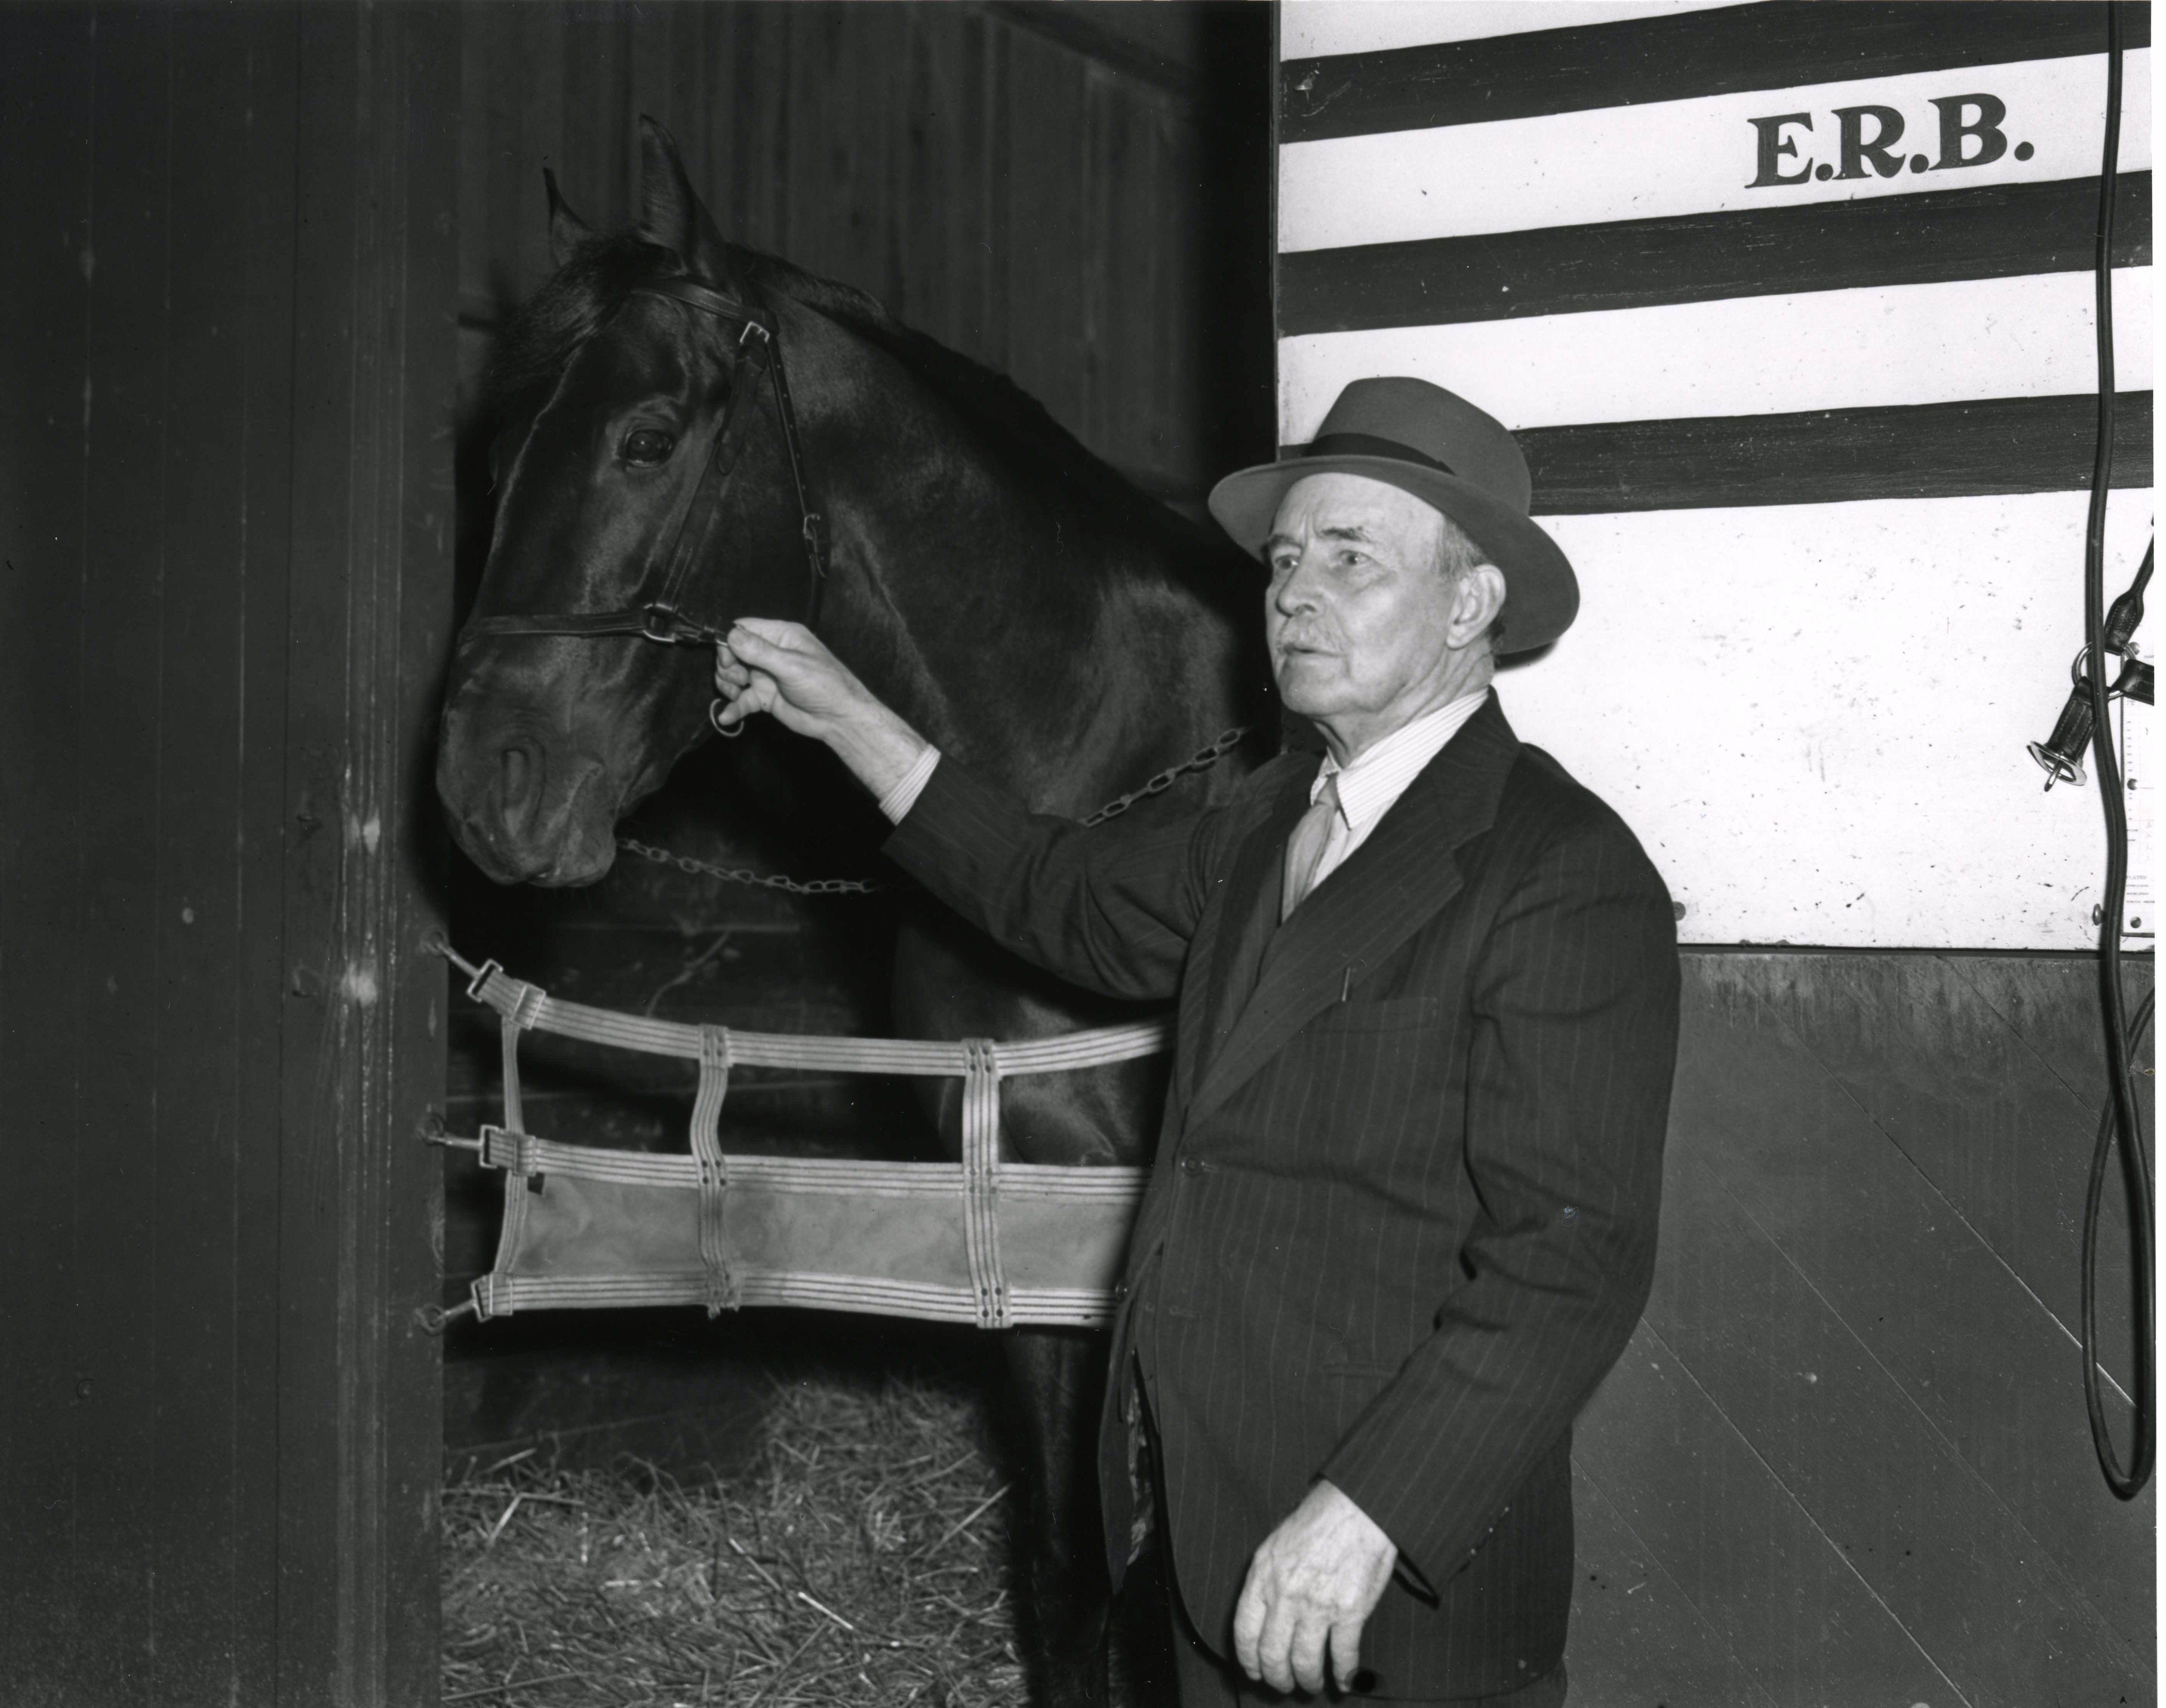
[713,618,929,802]
[1232,1479,1398,1695]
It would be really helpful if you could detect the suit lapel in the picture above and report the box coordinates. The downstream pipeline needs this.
[1171,764,1315,1108]
[1186,693,1521,1130]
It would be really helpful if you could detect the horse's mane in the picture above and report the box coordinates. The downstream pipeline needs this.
[480,233,1235,577]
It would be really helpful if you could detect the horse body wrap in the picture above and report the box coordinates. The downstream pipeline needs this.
[448,954,1157,1329]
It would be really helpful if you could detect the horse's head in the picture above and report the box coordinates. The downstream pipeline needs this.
[438,120,826,886]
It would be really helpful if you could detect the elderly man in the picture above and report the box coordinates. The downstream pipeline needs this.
[715,378,1679,1706]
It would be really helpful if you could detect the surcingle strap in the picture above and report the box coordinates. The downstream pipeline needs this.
[478,1012,539,1319]
[691,1026,739,1315]
[960,1038,1010,1328]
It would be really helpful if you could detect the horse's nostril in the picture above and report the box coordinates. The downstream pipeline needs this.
[498,742,541,831]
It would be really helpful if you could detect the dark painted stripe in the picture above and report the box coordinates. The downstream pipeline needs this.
[1280,173,2153,336]
[1282,2,2145,145]
[1280,394,2154,512]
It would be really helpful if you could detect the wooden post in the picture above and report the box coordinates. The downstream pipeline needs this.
[0,6,456,1702]
[277,8,459,1703]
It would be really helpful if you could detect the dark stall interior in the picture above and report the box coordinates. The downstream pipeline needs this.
[439,0,1277,1474]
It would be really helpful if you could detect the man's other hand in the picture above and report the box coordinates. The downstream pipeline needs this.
[1232,1479,1398,1695]
[714,619,928,800]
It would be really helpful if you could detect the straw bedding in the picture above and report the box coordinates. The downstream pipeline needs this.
[443,1369,1025,1707]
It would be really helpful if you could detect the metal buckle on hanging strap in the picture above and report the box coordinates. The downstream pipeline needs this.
[738,319,772,351]
[640,602,717,647]
[465,959,504,1003]
[478,1123,544,1193]
[479,1124,519,1172]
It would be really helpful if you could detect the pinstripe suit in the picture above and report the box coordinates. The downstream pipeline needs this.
[883,692,1679,1700]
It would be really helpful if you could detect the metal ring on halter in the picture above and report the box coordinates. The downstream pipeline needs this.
[709,697,745,737]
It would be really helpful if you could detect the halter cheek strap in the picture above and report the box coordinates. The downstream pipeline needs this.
[456,277,831,732]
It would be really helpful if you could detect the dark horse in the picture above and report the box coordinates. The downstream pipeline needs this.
[436,122,1265,1706]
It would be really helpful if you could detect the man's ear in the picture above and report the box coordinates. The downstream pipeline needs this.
[1450,563,1509,648]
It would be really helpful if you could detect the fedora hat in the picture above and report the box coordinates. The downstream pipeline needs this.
[1208,377,1577,654]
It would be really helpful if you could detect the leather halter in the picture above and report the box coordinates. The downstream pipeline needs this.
[457,277,830,674]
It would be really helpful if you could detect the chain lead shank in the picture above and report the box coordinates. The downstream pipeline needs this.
[617,724,1253,894]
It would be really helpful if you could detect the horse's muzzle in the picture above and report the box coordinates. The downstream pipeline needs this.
[437,720,621,887]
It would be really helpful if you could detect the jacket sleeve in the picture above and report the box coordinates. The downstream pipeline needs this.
[1317,815,1680,1588]
[880,754,1240,1004]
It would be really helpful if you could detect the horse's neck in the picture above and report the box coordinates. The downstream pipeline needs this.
[802,318,1253,816]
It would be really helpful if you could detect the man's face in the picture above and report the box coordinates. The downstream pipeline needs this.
[1264,474,1473,745]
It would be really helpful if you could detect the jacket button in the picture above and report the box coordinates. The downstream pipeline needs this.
[1112,1282,1129,1303]
[1179,1156,1205,1176]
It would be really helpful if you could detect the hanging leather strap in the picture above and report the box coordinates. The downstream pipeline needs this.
[690,1025,740,1315]
[959,1038,1010,1329]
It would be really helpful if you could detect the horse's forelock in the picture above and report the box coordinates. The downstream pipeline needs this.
[479,233,678,429]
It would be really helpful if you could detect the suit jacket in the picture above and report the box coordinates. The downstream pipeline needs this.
[882,692,1680,1696]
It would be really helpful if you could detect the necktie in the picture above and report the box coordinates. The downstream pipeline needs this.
[1281,774,1343,921]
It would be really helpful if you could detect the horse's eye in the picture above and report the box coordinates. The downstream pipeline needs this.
[620,427,676,467]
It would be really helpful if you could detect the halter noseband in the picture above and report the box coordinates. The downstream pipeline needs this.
[456,277,831,731]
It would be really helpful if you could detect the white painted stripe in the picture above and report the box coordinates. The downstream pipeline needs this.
[1280,50,2151,251]
[1281,0,1741,62]
[1279,267,2153,437]
[1496,489,2155,950]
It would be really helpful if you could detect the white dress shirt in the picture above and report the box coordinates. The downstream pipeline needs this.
[878,688,1488,841]
[1299,687,1489,892]
[877,743,944,823]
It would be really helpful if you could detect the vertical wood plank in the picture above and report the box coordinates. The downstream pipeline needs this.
[1000,25,1089,446]
[149,10,265,1693]
[459,1,493,310]
[280,7,455,1702]
[979,10,1012,374]
[231,13,305,1697]
[0,1,95,1687]
[70,7,175,1695]
[513,2,566,294]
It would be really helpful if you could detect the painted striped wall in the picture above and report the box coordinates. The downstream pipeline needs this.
[1277,1,2153,949]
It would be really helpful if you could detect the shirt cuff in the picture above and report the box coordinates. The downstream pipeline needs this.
[877,746,941,824]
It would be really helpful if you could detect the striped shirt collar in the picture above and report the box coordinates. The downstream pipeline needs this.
[1312,688,1491,833]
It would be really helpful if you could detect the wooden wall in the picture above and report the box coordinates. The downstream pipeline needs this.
[456,0,1273,506]
[1572,952,2153,1704]
[0,5,456,1703]
[440,1,1276,1454]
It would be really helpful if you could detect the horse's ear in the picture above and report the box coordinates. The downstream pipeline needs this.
[544,168,595,268]
[635,115,739,288]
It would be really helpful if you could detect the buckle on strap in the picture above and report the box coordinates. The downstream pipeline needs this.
[640,603,719,646]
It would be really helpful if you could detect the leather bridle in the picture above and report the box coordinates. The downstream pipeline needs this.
[456,277,829,733]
